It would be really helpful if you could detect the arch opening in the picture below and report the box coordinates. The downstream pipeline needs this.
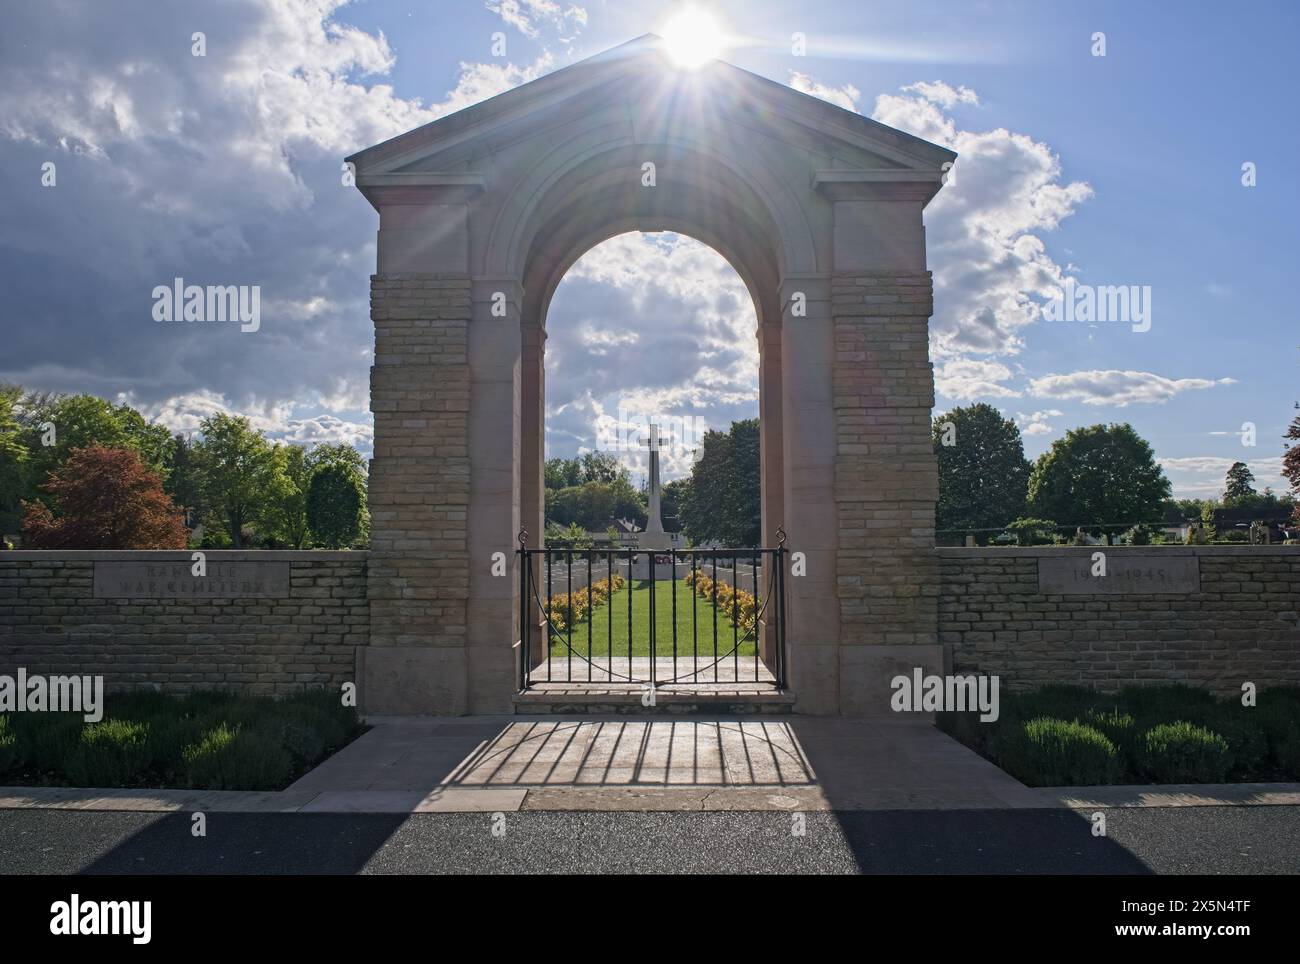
[521,228,785,686]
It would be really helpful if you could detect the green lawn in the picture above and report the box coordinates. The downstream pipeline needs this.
[547,578,758,658]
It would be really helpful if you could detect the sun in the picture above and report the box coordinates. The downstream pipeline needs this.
[660,8,725,69]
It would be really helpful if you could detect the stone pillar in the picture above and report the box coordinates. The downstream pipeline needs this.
[362,272,472,714]
[779,275,841,713]
[466,279,522,712]
[360,187,479,715]
[825,183,943,715]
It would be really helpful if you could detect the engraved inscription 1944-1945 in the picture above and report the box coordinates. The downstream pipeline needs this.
[1037,555,1200,595]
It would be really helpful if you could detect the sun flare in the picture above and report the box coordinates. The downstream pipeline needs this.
[661,8,724,69]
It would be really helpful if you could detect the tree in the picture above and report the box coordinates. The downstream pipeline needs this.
[1027,423,1171,528]
[0,385,28,535]
[545,477,645,531]
[1223,461,1257,505]
[661,477,689,527]
[306,464,364,549]
[306,442,367,477]
[305,442,369,544]
[932,404,1031,536]
[18,393,173,500]
[544,452,627,490]
[194,413,277,548]
[263,444,312,549]
[679,419,760,546]
[163,432,205,529]
[1285,410,1300,521]
[544,457,583,490]
[20,445,186,549]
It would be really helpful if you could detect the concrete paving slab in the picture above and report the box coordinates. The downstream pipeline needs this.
[1042,783,1300,809]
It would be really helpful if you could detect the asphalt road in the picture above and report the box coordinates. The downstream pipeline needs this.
[1,806,1298,874]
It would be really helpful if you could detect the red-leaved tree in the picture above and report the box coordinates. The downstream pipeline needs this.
[1286,412,1300,523]
[21,445,187,549]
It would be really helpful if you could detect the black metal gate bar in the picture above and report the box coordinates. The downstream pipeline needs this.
[752,547,760,682]
[648,551,656,685]
[517,539,788,690]
[670,548,678,682]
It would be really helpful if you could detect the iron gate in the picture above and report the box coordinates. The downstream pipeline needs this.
[517,530,787,689]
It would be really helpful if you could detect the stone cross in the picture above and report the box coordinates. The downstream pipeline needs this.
[640,424,670,550]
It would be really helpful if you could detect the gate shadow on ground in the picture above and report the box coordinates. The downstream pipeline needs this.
[438,718,815,787]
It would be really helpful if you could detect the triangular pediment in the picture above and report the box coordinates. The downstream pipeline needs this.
[348,35,955,184]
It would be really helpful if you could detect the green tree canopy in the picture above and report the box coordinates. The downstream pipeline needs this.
[162,432,205,529]
[306,464,365,549]
[194,413,277,548]
[932,403,1031,534]
[679,419,760,546]
[0,385,29,534]
[263,443,312,549]
[544,451,627,490]
[1027,423,1171,528]
[545,477,645,531]
[1223,461,1257,505]
[17,392,173,501]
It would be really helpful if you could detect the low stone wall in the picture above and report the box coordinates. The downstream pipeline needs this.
[938,547,1300,694]
[0,551,368,695]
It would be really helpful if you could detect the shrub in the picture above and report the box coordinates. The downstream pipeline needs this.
[545,573,624,633]
[18,712,84,774]
[995,717,1119,787]
[1275,731,1300,779]
[1117,683,1217,721]
[1122,524,1152,545]
[1002,685,1098,724]
[1004,518,1057,547]
[1201,712,1268,778]
[687,571,758,632]
[64,719,153,787]
[1137,722,1231,783]
[271,691,356,764]
[181,723,293,790]
[1085,709,1137,768]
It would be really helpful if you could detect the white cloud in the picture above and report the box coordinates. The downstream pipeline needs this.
[1015,409,1063,436]
[934,359,1020,399]
[487,0,587,40]
[1029,370,1235,407]
[0,0,555,438]
[545,232,758,479]
[789,72,860,111]
[870,81,1092,359]
[1158,455,1287,499]
[125,388,373,454]
[901,80,979,109]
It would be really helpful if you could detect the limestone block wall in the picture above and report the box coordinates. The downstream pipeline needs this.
[367,273,471,649]
[832,271,939,648]
[0,552,368,694]
[825,270,942,715]
[938,547,1300,693]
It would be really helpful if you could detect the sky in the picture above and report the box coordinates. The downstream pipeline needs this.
[0,0,1295,498]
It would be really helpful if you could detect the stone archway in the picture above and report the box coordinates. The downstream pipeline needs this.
[348,36,954,715]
